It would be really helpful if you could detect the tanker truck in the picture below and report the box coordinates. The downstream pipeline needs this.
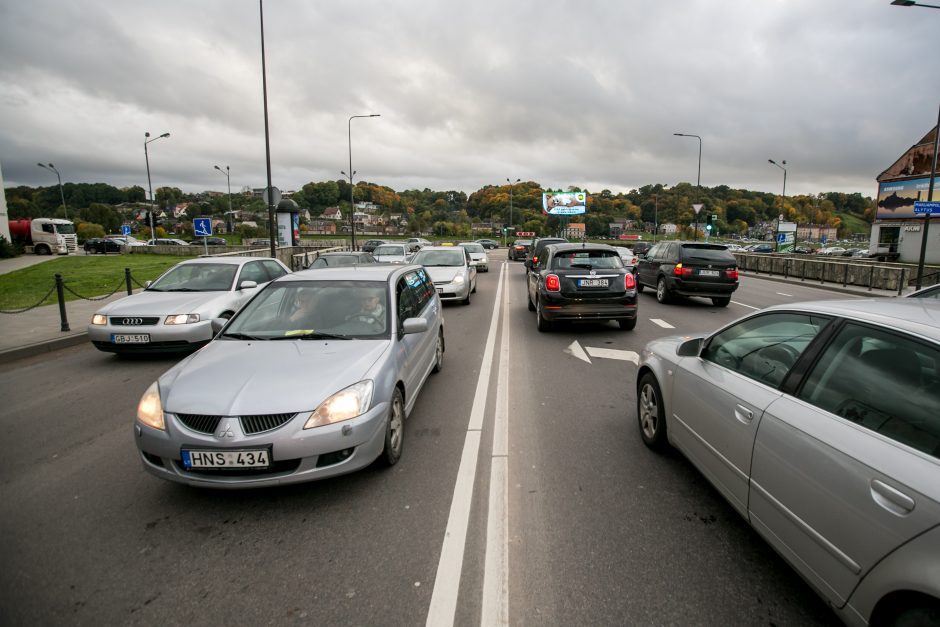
[9,218,77,255]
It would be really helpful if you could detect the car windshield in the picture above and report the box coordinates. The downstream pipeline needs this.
[374,245,405,256]
[222,280,389,339]
[552,250,623,270]
[148,263,237,291]
[309,255,361,268]
[412,250,465,267]
[460,243,485,253]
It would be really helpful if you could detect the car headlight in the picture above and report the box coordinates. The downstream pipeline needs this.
[137,381,165,430]
[165,314,200,325]
[453,274,465,285]
[91,314,107,325]
[304,380,374,429]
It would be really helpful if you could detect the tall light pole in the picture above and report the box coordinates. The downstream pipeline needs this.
[341,113,380,250]
[37,163,68,220]
[144,131,170,243]
[214,165,232,232]
[507,177,520,245]
[674,133,702,240]
[914,104,939,290]
[891,0,940,8]
[768,158,787,250]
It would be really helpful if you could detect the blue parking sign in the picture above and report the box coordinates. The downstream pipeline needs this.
[121,225,131,236]
[193,218,212,237]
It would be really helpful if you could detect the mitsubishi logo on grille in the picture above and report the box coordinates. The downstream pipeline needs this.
[216,418,237,439]
[122,317,144,325]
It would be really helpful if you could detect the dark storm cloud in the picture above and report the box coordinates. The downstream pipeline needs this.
[1,0,937,198]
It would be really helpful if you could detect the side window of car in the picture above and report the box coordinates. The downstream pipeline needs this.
[396,276,418,322]
[701,313,830,388]
[405,270,431,313]
[238,261,269,285]
[260,260,288,280]
[797,323,940,460]
[646,244,661,261]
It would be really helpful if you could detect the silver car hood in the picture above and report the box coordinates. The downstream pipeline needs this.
[97,290,239,316]
[424,266,462,283]
[375,254,407,263]
[160,339,390,416]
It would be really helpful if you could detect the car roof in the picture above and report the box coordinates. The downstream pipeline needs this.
[547,242,618,253]
[284,264,416,282]
[416,245,466,252]
[764,298,940,342]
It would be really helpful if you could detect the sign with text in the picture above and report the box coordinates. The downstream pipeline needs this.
[515,231,535,236]
[542,192,587,215]
[913,201,940,215]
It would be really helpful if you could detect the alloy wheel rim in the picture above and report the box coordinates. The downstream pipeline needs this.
[657,280,665,300]
[390,399,403,452]
[640,385,658,437]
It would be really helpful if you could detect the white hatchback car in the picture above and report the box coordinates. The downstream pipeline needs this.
[88,257,290,354]
[458,242,489,272]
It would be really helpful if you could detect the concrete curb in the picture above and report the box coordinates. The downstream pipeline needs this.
[739,270,907,298]
[0,332,90,365]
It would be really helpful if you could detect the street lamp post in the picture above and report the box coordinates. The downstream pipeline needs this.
[214,165,232,232]
[891,0,940,8]
[144,131,170,243]
[341,114,380,250]
[674,133,702,240]
[914,104,939,290]
[37,163,68,220]
[768,158,787,251]
[506,177,520,245]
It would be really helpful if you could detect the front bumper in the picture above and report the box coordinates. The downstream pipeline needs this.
[434,281,470,302]
[134,402,389,488]
[88,319,215,354]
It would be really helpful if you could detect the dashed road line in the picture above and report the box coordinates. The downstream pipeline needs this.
[732,300,760,310]
[650,318,674,328]
[776,292,793,297]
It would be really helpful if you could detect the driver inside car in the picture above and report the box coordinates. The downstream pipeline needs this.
[347,292,385,323]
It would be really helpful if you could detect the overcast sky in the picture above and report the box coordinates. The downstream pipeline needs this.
[1,0,937,200]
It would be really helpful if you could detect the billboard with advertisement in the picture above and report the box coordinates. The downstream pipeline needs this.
[542,192,587,215]
[877,177,935,220]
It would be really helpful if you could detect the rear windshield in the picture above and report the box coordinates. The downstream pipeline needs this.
[374,245,405,255]
[680,244,735,262]
[552,250,623,270]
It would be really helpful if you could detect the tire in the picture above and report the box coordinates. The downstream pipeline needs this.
[656,277,672,304]
[637,373,667,450]
[381,389,405,466]
[471,282,476,294]
[432,329,444,373]
[618,318,637,331]
[35,244,51,255]
[536,296,552,332]
[636,282,645,293]
[712,296,731,307]
[527,293,535,311]
[462,290,471,305]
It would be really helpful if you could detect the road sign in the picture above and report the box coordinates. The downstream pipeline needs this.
[821,234,828,244]
[263,187,282,206]
[777,233,786,243]
[913,201,940,215]
[515,231,536,236]
[193,218,213,237]
[692,204,703,214]
[121,225,131,236]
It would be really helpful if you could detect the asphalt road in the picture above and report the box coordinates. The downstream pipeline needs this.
[0,250,853,626]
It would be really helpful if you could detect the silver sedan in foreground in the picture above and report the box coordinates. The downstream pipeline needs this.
[134,264,444,488]
[635,298,940,626]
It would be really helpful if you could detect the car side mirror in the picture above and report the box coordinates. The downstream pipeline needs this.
[401,317,428,335]
[210,318,227,335]
[239,280,258,290]
[676,337,704,357]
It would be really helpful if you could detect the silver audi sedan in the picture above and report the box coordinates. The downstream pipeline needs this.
[635,298,940,626]
[89,257,290,354]
[134,264,444,488]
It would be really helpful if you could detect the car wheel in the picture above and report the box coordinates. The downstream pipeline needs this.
[636,282,644,293]
[432,329,444,373]
[656,277,672,304]
[712,296,731,307]
[618,318,637,331]
[35,244,51,255]
[382,388,405,466]
[536,296,552,332]
[637,373,667,450]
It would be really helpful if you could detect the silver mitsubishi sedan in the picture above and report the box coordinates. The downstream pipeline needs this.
[635,298,940,626]
[134,264,444,488]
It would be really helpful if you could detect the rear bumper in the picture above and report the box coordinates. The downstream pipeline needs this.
[539,293,638,322]
[667,277,738,298]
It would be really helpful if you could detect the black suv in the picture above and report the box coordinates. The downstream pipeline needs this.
[635,241,738,307]
[631,241,653,257]
[525,237,568,271]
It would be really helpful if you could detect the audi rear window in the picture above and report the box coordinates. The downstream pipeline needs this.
[680,245,735,262]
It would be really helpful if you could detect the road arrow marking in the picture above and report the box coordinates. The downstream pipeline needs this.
[585,347,639,364]
[650,318,674,329]
[565,340,591,363]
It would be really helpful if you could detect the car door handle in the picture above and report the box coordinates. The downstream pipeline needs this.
[734,404,753,424]
[870,479,915,516]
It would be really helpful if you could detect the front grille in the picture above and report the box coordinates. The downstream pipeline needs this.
[241,413,296,434]
[175,413,296,435]
[110,316,160,326]
[177,413,222,434]
[174,458,302,477]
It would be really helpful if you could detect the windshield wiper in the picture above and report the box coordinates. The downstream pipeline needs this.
[163,287,203,292]
[222,332,267,341]
[270,331,352,340]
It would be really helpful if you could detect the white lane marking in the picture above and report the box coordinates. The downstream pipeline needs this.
[481,281,510,624]
[732,300,760,310]
[565,340,592,363]
[585,347,640,364]
[427,263,505,627]
[650,318,674,329]
[776,292,793,297]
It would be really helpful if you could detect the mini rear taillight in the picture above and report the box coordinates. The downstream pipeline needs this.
[673,263,693,277]
[545,274,561,291]
[533,256,539,264]
[726,268,739,280]
[624,273,636,289]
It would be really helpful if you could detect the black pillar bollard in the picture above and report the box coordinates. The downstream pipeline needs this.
[125,268,133,295]
[55,273,70,332]
[868,265,875,291]
[898,269,906,296]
